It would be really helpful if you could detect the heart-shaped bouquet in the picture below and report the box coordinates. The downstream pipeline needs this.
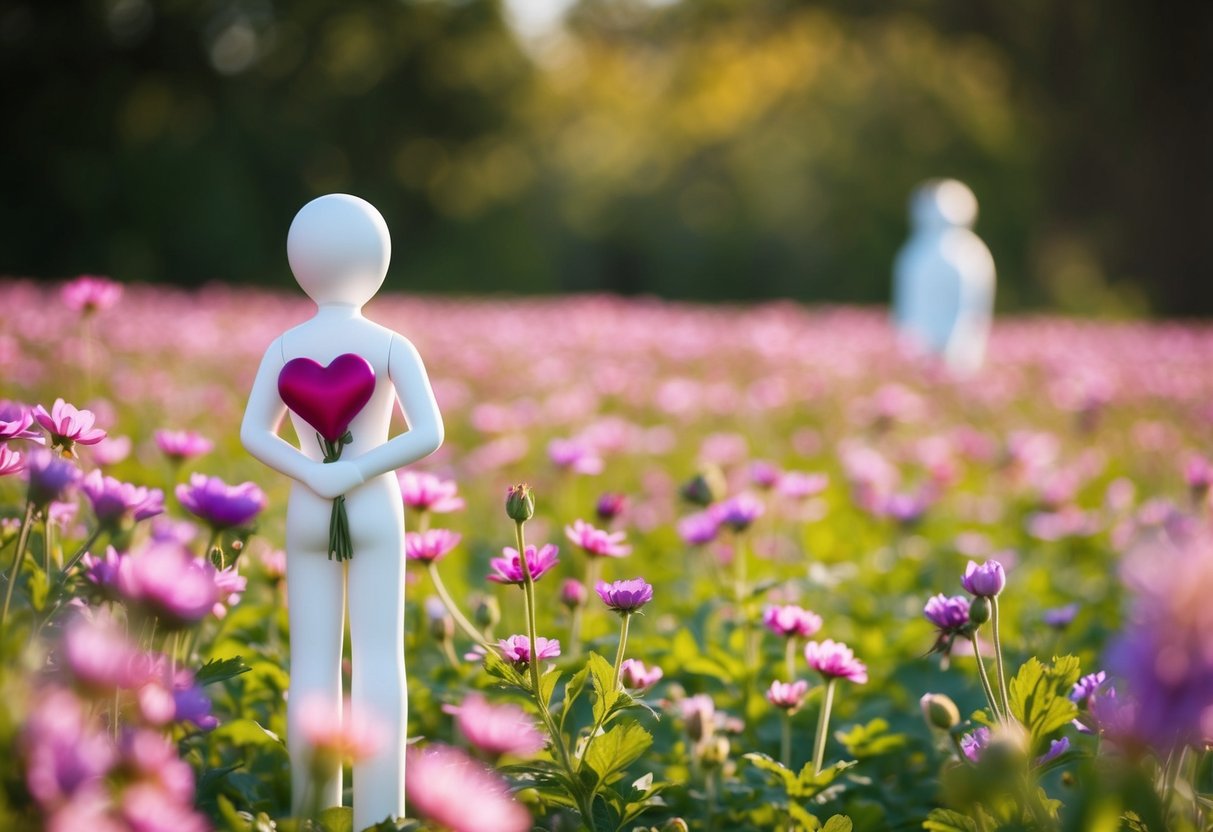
[278,353,376,561]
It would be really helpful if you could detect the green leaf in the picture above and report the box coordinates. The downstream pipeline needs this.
[317,806,352,832]
[483,648,527,690]
[215,795,251,832]
[583,722,653,788]
[922,808,978,832]
[211,718,285,750]
[539,667,561,709]
[587,652,620,724]
[562,663,590,713]
[28,568,49,612]
[591,793,622,832]
[787,801,822,830]
[834,718,906,759]
[1008,655,1081,753]
[195,656,252,687]
[744,752,798,793]
[822,816,853,832]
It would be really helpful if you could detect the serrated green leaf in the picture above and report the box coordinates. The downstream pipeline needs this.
[587,652,620,724]
[922,808,978,831]
[822,816,853,832]
[1008,655,1081,753]
[317,805,352,832]
[583,722,652,788]
[562,663,590,712]
[834,718,906,759]
[744,752,798,793]
[195,656,252,687]
[483,647,527,690]
[787,801,822,830]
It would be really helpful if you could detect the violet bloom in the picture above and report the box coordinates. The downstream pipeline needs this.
[442,693,545,757]
[63,613,146,691]
[0,401,41,443]
[959,726,990,763]
[405,744,531,832]
[620,658,664,690]
[924,594,971,633]
[26,449,81,508]
[175,474,266,530]
[487,543,559,585]
[81,470,164,530]
[595,578,654,614]
[0,444,24,476]
[548,438,604,475]
[153,430,213,463]
[804,639,868,684]
[762,604,823,639]
[1070,671,1107,707]
[713,493,765,532]
[1035,737,1070,766]
[172,684,218,731]
[766,679,809,712]
[499,634,561,666]
[560,577,587,608]
[33,399,107,455]
[61,275,122,313]
[399,471,465,514]
[1184,454,1213,496]
[678,510,720,546]
[405,529,462,565]
[748,460,781,489]
[1043,603,1079,630]
[21,687,116,808]
[565,519,631,558]
[595,492,628,522]
[116,540,220,627]
[961,559,1006,597]
[82,547,124,590]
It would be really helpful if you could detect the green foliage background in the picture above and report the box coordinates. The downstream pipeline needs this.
[1,0,1209,314]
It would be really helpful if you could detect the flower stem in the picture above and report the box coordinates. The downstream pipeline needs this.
[42,510,54,575]
[969,633,1003,721]
[61,526,104,576]
[610,612,632,691]
[426,562,489,648]
[812,678,837,775]
[990,597,1012,721]
[1,501,36,625]
[785,638,797,681]
[781,712,792,768]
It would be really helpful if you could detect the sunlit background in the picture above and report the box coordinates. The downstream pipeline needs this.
[1,0,1209,314]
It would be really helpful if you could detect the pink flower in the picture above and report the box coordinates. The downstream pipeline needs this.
[804,639,868,684]
[61,275,122,314]
[548,438,604,475]
[677,510,720,546]
[762,604,823,639]
[298,695,384,762]
[153,430,213,463]
[82,546,124,590]
[22,687,115,808]
[63,613,148,691]
[405,744,531,832]
[620,658,663,690]
[81,470,164,529]
[33,398,107,454]
[257,545,286,581]
[0,444,24,476]
[766,679,810,711]
[442,693,545,757]
[116,540,220,627]
[777,472,829,500]
[498,634,560,666]
[595,578,653,614]
[399,471,465,513]
[560,578,587,608]
[565,519,631,558]
[211,564,247,618]
[92,435,131,467]
[487,543,559,584]
[0,400,41,443]
[405,529,462,564]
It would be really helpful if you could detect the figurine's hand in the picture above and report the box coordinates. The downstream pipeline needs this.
[303,460,365,500]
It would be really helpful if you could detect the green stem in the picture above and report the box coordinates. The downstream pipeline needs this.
[1,501,36,625]
[62,525,104,576]
[206,528,223,569]
[990,597,1012,721]
[812,677,837,775]
[781,712,792,768]
[610,612,632,691]
[785,638,797,682]
[427,562,489,647]
[42,510,54,575]
[969,633,1003,721]
[1162,744,1188,821]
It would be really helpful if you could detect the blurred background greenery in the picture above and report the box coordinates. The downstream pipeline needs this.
[1,0,1209,314]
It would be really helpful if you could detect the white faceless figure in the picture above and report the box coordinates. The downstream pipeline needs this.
[892,179,996,375]
[240,194,444,828]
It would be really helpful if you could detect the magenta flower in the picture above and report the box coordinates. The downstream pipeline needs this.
[153,430,213,463]
[442,693,545,757]
[116,540,220,627]
[405,529,462,564]
[713,492,765,532]
[749,460,782,489]
[0,401,40,443]
[804,639,868,684]
[399,471,465,513]
[92,435,131,467]
[0,444,24,476]
[1070,671,1107,707]
[81,470,164,530]
[61,275,122,313]
[33,398,107,455]
[1036,737,1070,766]
[498,634,561,666]
[560,577,588,608]
[211,564,247,618]
[25,449,81,507]
[405,744,531,832]
[923,594,971,633]
[548,438,604,475]
[762,604,823,639]
[959,726,990,763]
[766,679,810,711]
[961,560,1006,597]
[677,510,720,546]
[82,546,124,590]
[620,658,664,690]
[595,492,628,522]
[565,519,631,558]
[777,471,829,500]
[595,578,653,614]
[175,474,266,530]
[21,687,116,808]
[63,613,147,691]
[488,543,559,584]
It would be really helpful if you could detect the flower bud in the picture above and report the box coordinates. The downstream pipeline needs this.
[920,693,960,731]
[663,820,690,832]
[595,492,628,522]
[968,596,992,626]
[505,483,534,522]
[680,466,727,507]
[560,578,587,609]
[425,596,453,642]
[473,595,500,630]
[699,736,730,768]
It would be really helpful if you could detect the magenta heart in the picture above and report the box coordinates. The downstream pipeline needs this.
[278,353,376,443]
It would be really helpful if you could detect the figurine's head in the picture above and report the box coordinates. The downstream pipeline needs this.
[287,194,391,307]
[909,179,978,229]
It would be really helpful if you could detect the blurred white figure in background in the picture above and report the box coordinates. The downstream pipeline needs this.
[892,179,996,375]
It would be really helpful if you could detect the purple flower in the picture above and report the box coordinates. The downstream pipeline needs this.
[442,693,545,757]
[595,578,654,614]
[25,449,81,507]
[61,275,122,313]
[565,519,631,558]
[804,639,868,684]
[766,679,809,711]
[1070,671,1107,707]
[0,401,41,443]
[924,594,971,633]
[748,460,781,489]
[762,604,823,639]
[677,510,720,546]
[1043,603,1079,629]
[0,444,24,476]
[405,529,462,565]
[595,492,628,522]
[1035,737,1069,766]
[961,559,1006,597]
[1184,454,1213,495]
[153,430,213,463]
[33,399,106,455]
[81,470,164,530]
[487,543,559,584]
[92,435,131,467]
[82,546,124,590]
[172,685,217,731]
[211,564,247,618]
[399,471,465,514]
[777,471,829,500]
[620,658,663,690]
[959,726,990,763]
[548,438,603,475]
[21,687,116,808]
[175,474,265,530]
[560,578,587,608]
[116,540,220,627]
[63,613,147,691]
[405,744,531,832]
[498,635,561,666]
[712,493,765,532]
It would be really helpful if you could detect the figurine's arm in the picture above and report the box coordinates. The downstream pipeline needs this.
[349,333,444,481]
[240,338,322,484]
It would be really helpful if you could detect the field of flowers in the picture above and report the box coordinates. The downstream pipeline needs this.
[1,276,1212,832]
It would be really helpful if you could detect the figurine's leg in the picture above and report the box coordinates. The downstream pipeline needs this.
[347,500,407,829]
[286,538,347,817]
